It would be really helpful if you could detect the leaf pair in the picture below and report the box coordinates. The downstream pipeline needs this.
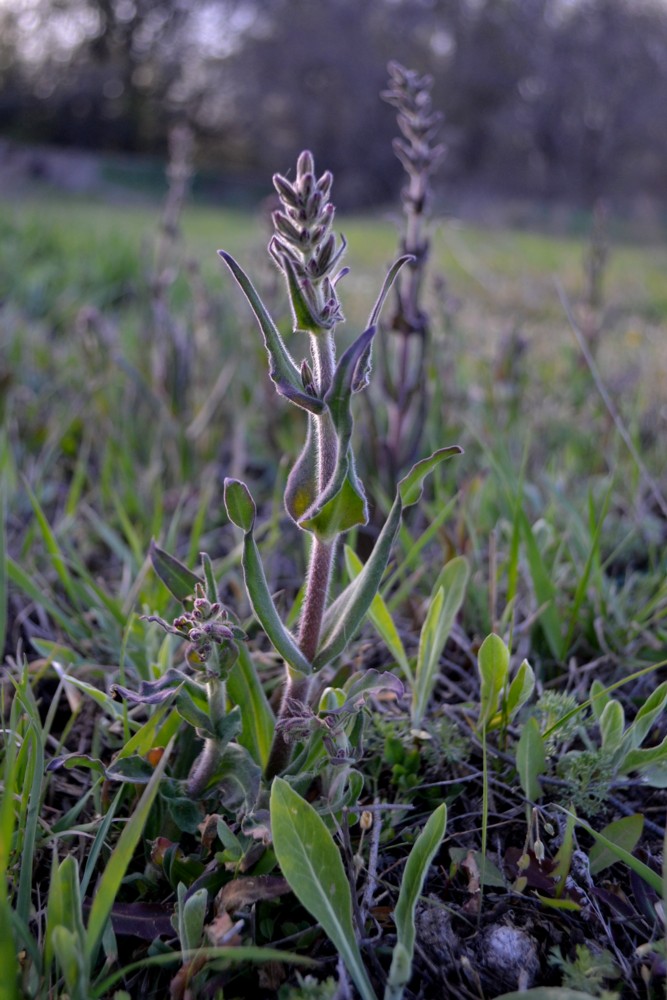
[225,447,462,675]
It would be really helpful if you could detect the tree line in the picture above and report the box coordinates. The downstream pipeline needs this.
[1,0,667,207]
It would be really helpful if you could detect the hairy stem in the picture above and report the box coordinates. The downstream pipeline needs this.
[265,331,338,780]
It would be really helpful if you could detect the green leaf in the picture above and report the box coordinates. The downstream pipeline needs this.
[384,804,447,1000]
[624,681,667,750]
[505,659,535,722]
[515,717,546,804]
[299,470,367,541]
[299,328,377,540]
[285,416,319,523]
[366,254,414,328]
[177,884,208,951]
[343,545,411,681]
[412,556,469,728]
[599,699,625,754]
[315,447,461,670]
[149,539,201,603]
[231,514,312,676]
[589,679,611,721]
[398,447,463,508]
[589,814,644,875]
[477,633,509,730]
[281,252,325,334]
[519,510,563,661]
[0,893,20,1000]
[270,778,377,1000]
[620,732,667,780]
[52,926,87,1000]
[218,250,304,401]
[224,478,256,533]
[561,808,663,894]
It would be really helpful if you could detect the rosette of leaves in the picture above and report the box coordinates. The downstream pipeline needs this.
[219,151,461,778]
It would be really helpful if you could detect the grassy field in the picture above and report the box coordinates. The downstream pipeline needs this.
[1,183,666,1000]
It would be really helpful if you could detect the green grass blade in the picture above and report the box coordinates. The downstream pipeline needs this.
[85,738,174,963]
[270,777,377,1000]
[227,642,275,768]
[15,686,45,927]
[519,509,563,661]
[412,556,469,727]
[384,804,447,1000]
[344,544,412,682]
[0,472,6,658]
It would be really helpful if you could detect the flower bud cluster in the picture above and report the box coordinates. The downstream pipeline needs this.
[270,150,346,329]
[382,62,446,188]
[148,581,246,669]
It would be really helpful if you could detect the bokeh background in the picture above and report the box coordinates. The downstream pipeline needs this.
[2,0,667,217]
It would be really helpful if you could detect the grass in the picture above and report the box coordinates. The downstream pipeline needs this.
[1,181,666,999]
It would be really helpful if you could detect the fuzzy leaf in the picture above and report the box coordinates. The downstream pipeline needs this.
[281,252,325,334]
[224,478,256,533]
[218,251,303,399]
[177,884,207,951]
[270,779,376,1000]
[235,522,312,675]
[149,540,201,603]
[398,446,462,507]
[227,642,275,768]
[285,416,319,523]
[367,254,414,328]
[299,470,367,541]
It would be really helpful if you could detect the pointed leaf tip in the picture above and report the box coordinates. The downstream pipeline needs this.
[398,445,463,507]
[224,479,256,532]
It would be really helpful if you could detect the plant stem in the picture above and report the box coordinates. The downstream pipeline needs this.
[265,331,337,780]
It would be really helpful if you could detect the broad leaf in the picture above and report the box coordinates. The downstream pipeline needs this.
[589,814,644,875]
[270,778,376,1000]
[477,633,509,730]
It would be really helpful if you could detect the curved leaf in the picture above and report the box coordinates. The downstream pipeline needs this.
[238,523,312,676]
[218,250,302,397]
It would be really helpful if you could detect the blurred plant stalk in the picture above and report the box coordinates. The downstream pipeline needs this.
[375,62,446,481]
